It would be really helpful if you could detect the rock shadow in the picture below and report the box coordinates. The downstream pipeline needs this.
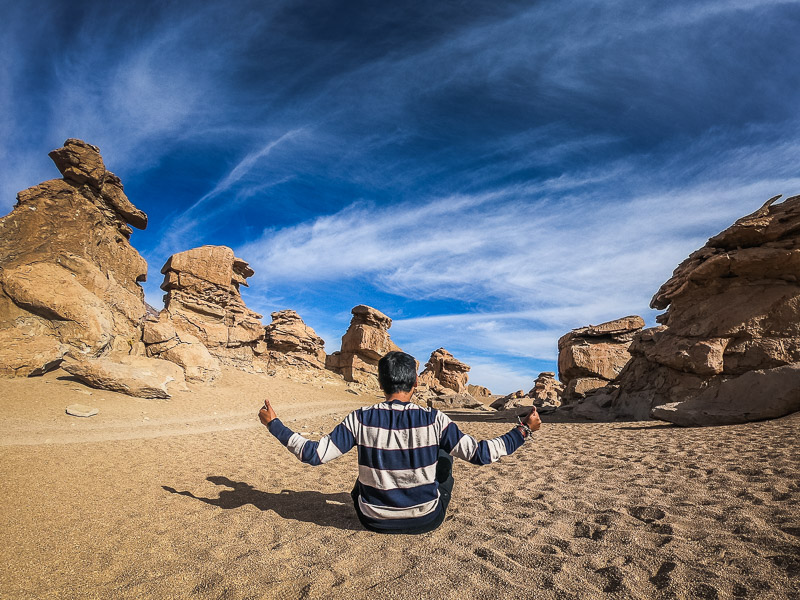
[163,476,362,531]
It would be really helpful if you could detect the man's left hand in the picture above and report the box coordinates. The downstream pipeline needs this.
[258,399,277,427]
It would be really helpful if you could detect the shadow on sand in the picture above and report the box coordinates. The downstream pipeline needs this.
[163,476,362,531]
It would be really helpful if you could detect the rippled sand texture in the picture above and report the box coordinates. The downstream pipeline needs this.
[0,370,798,599]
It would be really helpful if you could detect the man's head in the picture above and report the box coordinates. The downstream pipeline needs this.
[378,351,418,396]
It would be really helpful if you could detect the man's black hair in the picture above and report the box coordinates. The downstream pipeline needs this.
[378,351,418,395]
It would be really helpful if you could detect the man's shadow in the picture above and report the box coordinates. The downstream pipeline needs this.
[163,476,361,531]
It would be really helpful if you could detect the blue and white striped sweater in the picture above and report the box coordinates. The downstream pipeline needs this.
[268,399,525,526]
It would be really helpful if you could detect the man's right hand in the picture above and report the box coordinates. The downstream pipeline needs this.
[258,399,278,427]
[523,407,542,432]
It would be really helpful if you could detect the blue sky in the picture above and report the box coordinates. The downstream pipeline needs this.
[2,0,799,393]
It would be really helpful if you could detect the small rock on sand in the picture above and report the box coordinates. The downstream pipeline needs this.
[65,404,99,418]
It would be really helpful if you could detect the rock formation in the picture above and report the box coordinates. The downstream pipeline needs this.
[607,195,800,425]
[529,372,564,407]
[467,384,492,398]
[490,389,527,410]
[558,316,645,402]
[415,348,483,409]
[326,305,401,386]
[62,354,187,399]
[0,139,149,376]
[143,314,220,383]
[418,348,471,393]
[158,246,265,370]
[263,310,327,370]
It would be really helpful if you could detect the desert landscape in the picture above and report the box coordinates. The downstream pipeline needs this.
[0,139,798,598]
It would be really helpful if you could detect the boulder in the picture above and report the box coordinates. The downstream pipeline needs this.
[0,139,149,376]
[426,392,485,410]
[467,384,492,397]
[143,315,220,383]
[529,372,564,407]
[558,316,644,402]
[62,354,187,399]
[157,246,265,370]
[418,348,471,394]
[650,363,800,426]
[263,310,326,369]
[325,305,401,387]
[602,194,800,425]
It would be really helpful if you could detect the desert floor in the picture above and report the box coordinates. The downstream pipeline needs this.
[0,368,798,599]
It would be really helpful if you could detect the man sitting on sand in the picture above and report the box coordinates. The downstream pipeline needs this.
[258,350,541,534]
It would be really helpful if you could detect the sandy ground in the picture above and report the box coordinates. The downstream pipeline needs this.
[0,368,798,599]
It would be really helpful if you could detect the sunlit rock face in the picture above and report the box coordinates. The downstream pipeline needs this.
[529,372,563,407]
[418,347,471,394]
[0,139,149,376]
[325,305,401,387]
[557,315,645,403]
[263,309,327,370]
[610,195,800,425]
[157,245,265,371]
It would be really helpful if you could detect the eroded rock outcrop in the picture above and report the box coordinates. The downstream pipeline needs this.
[608,195,800,425]
[418,348,471,393]
[558,316,644,402]
[326,305,401,386]
[143,315,220,383]
[415,348,483,409]
[62,354,187,399]
[158,246,265,370]
[529,372,564,407]
[467,384,492,398]
[490,389,527,410]
[0,139,149,375]
[263,310,327,370]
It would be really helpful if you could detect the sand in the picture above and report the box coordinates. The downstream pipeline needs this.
[0,367,798,599]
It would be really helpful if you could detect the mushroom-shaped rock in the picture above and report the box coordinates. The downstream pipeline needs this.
[325,305,401,386]
[156,246,265,371]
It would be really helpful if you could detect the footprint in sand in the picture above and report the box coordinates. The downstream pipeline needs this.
[649,561,676,589]
[594,566,624,594]
[627,505,665,523]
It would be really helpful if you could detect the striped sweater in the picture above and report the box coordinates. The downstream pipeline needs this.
[268,399,525,529]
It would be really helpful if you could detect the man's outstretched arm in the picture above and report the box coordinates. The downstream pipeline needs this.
[258,400,357,466]
[437,407,541,465]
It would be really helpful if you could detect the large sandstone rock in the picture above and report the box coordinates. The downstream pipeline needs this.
[263,310,326,370]
[605,195,800,425]
[158,246,265,370]
[490,390,529,411]
[418,348,471,394]
[143,315,220,383]
[557,316,644,402]
[0,139,149,376]
[62,354,187,399]
[325,305,401,386]
[529,372,564,407]
[467,384,492,398]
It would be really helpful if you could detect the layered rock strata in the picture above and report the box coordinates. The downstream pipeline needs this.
[467,384,492,398]
[263,310,327,370]
[143,315,220,383]
[0,139,149,376]
[158,246,265,370]
[418,348,471,393]
[558,316,645,402]
[325,305,401,386]
[610,195,800,425]
[529,372,564,407]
